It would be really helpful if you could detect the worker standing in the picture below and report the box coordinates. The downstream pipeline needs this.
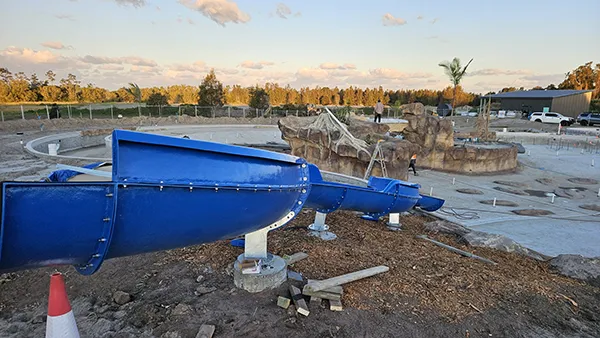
[374,99,384,123]
[409,153,418,176]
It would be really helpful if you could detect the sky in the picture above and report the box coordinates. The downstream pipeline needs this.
[0,0,598,93]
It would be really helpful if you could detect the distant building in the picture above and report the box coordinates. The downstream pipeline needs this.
[484,90,592,117]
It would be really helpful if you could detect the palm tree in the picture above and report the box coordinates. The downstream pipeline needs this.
[124,82,142,117]
[438,58,473,117]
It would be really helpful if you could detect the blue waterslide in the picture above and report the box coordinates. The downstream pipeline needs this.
[0,130,443,275]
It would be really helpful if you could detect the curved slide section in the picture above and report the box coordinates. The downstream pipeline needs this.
[0,130,443,275]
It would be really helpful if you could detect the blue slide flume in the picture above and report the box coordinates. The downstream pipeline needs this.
[0,130,443,275]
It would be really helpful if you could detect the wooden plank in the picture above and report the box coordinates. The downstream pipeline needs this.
[289,285,310,317]
[302,288,342,301]
[277,296,291,309]
[195,324,216,338]
[329,299,343,312]
[303,266,389,293]
[310,296,322,310]
[284,252,309,265]
[306,280,343,294]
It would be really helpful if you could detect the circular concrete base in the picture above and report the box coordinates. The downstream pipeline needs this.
[233,254,287,293]
[309,230,337,240]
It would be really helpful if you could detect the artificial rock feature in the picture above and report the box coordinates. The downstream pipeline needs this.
[278,111,518,180]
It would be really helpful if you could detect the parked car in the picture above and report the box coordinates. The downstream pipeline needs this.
[528,112,575,126]
[576,112,600,126]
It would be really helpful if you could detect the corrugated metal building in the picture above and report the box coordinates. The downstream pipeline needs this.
[485,90,592,117]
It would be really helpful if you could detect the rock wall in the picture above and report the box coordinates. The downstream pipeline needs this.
[278,111,518,181]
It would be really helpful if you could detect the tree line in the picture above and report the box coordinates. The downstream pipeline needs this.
[1,61,597,108]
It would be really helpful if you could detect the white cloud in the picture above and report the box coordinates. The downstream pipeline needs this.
[294,12,301,17]
[113,0,146,7]
[169,60,207,72]
[276,3,292,19]
[382,13,406,26]
[468,68,533,76]
[369,68,432,79]
[417,15,423,20]
[179,0,250,27]
[79,55,158,67]
[41,41,73,50]
[240,60,274,69]
[319,63,357,70]
[520,73,564,83]
[187,18,195,25]
[54,14,75,21]
[430,18,438,24]
[0,46,62,64]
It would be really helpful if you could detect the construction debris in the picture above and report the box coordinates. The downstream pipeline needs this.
[416,235,497,265]
[284,252,309,265]
[303,266,389,293]
[329,299,343,312]
[289,285,310,316]
[239,258,261,274]
[277,296,291,309]
[287,270,303,282]
[195,324,215,338]
[302,281,343,301]
[309,297,322,310]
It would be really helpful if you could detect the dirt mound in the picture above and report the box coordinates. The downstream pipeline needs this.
[493,180,527,188]
[567,178,599,185]
[511,209,554,216]
[480,200,519,207]
[456,188,484,195]
[524,189,552,197]
[493,186,528,195]
[536,178,555,185]
[166,211,580,320]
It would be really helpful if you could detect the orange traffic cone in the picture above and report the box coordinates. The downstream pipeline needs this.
[46,273,80,338]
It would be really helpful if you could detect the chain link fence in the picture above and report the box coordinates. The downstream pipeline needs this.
[0,103,405,122]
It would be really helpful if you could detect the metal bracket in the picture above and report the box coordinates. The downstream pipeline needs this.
[244,211,295,259]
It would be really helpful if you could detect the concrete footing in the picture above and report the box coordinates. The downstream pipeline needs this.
[233,253,287,293]
[308,211,337,240]
[387,213,402,231]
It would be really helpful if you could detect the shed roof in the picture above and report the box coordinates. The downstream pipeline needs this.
[485,90,592,99]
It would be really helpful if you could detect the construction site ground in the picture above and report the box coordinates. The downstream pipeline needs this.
[0,117,599,338]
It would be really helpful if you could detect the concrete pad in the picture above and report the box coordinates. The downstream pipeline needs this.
[410,144,600,257]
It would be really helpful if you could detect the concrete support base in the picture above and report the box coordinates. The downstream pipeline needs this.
[387,213,402,231]
[233,253,287,293]
[308,211,337,240]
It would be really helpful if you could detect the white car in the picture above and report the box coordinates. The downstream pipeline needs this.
[529,112,574,126]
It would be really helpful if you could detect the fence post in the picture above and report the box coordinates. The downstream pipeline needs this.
[178,105,181,117]
[243,108,246,118]
[110,105,114,119]
[1,110,4,122]
[194,105,197,117]
[46,105,50,119]
[20,105,24,120]
[68,105,71,119]
[212,107,215,118]
[89,104,92,119]
[256,108,258,118]
[296,110,298,117]
[228,106,231,118]
[285,110,288,117]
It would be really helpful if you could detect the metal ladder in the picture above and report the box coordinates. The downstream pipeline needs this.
[364,140,387,179]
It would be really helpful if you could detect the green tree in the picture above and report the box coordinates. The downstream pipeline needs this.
[45,70,56,85]
[438,57,473,116]
[124,83,142,116]
[198,69,225,106]
[559,61,599,99]
[40,85,64,102]
[249,87,270,109]
[147,92,169,106]
[59,73,81,102]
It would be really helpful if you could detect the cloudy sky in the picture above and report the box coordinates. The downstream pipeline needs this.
[1,0,598,93]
